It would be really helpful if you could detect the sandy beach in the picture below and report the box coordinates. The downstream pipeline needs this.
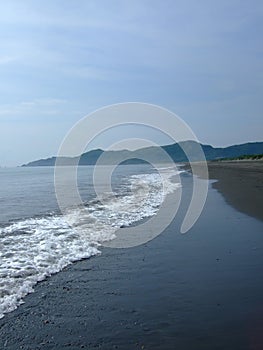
[186,160,263,221]
[0,163,263,350]
[209,161,263,222]
[1,0,262,348]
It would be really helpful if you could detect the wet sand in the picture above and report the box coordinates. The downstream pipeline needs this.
[186,160,263,221]
[209,161,263,222]
[0,168,263,350]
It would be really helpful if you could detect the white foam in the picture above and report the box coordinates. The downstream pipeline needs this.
[0,167,181,319]
[0,216,100,319]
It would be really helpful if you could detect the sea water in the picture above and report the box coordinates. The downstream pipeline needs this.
[0,164,181,319]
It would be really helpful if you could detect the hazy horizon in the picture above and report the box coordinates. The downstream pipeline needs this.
[0,1,262,166]
[16,138,262,168]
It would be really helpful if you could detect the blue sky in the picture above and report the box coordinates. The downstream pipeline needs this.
[0,0,262,166]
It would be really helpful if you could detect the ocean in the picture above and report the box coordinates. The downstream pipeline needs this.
[0,164,181,319]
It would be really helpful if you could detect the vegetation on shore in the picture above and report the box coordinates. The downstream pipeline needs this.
[217,154,263,161]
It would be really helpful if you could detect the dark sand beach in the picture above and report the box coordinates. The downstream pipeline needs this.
[0,162,263,350]
[209,161,263,222]
[189,160,263,222]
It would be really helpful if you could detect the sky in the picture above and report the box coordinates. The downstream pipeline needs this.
[0,0,262,166]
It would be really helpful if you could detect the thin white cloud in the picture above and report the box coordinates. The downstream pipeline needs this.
[0,98,67,117]
[0,0,262,166]
[0,55,17,65]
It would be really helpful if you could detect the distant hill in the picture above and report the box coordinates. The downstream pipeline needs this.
[21,141,263,167]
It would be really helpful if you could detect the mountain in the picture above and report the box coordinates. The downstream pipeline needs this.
[21,141,263,167]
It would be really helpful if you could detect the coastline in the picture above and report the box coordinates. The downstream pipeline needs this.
[209,161,263,222]
[0,168,263,349]
[185,160,263,222]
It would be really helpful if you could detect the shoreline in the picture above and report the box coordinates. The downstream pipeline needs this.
[184,160,263,222]
[209,161,263,222]
[0,167,263,349]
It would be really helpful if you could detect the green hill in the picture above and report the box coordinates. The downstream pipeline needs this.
[21,141,263,167]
